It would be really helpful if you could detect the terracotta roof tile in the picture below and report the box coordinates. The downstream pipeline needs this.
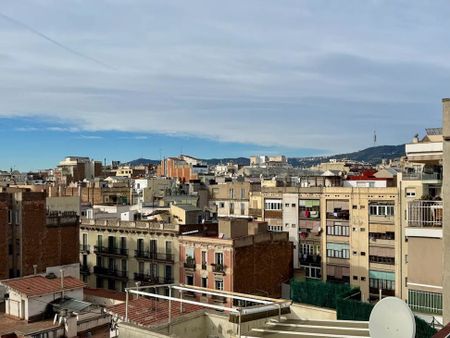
[1,275,85,297]
[84,287,126,302]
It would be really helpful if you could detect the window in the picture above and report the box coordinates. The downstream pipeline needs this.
[240,203,245,215]
[8,210,12,224]
[264,199,282,210]
[353,276,358,281]
[202,277,208,288]
[361,277,366,281]
[301,265,321,279]
[229,188,234,199]
[326,223,350,237]
[219,202,225,208]
[240,188,245,199]
[369,203,395,217]
[138,262,144,274]
[369,256,394,265]
[326,243,350,259]
[215,252,224,265]
[215,279,224,291]
[406,188,416,198]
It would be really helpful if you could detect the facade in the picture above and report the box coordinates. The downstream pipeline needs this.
[178,219,293,304]
[260,185,401,300]
[79,219,180,292]
[157,157,197,182]
[56,156,102,184]
[0,191,79,280]
[209,180,261,218]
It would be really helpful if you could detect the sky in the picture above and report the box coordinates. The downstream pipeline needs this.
[0,0,449,170]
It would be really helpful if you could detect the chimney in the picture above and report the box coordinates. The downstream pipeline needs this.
[442,98,450,323]
[33,265,37,275]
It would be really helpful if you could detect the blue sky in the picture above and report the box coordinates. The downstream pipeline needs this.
[0,1,449,170]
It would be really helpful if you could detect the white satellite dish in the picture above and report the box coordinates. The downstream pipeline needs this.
[369,297,416,338]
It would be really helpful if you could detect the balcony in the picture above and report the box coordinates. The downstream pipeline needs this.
[408,200,443,227]
[201,263,207,270]
[184,257,196,271]
[80,244,90,254]
[369,288,395,297]
[299,210,320,220]
[80,264,90,275]
[369,256,395,266]
[402,171,442,181]
[93,266,128,280]
[134,273,174,285]
[211,295,227,303]
[326,210,349,220]
[134,250,174,263]
[212,263,226,275]
[94,246,128,257]
[248,208,262,218]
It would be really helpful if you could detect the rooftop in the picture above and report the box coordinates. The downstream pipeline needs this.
[84,287,127,302]
[0,314,59,336]
[108,297,203,327]
[1,275,85,298]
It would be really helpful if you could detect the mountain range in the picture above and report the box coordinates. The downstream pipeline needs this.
[126,144,405,168]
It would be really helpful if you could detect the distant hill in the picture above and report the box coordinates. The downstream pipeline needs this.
[126,158,160,166]
[289,145,405,167]
[126,145,405,169]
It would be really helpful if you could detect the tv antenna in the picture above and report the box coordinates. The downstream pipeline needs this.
[373,130,377,146]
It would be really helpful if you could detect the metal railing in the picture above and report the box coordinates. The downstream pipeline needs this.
[212,263,226,274]
[133,273,174,284]
[80,244,90,253]
[402,172,442,181]
[94,245,128,256]
[93,266,128,279]
[407,200,443,227]
[184,258,196,269]
[134,250,174,262]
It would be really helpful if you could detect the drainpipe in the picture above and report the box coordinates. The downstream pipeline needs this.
[60,269,64,299]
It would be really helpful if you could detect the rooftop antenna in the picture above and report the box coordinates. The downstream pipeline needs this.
[373,130,377,146]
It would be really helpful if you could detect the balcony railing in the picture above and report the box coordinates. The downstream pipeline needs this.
[134,273,174,284]
[248,208,262,218]
[402,172,442,181]
[408,200,443,227]
[134,250,174,262]
[212,263,226,275]
[80,264,90,275]
[94,246,128,257]
[326,210,349,220]
[80,244,90,253]
[184,258,196,270]
[93,266,128,279]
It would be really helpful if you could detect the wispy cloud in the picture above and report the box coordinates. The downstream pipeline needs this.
[76,135,103,140]
[47,126,79,132]
[15,127,38,132]
[0,0,448,153]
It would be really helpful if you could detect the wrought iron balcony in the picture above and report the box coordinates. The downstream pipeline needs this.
[93,266,128,279]
[134,250,174,262]
[212,263,226,275]
[134,273,174,284]
[80,264,90,275]
[184,257,196,270]
[94,245,128,257]
[80,244,90,254]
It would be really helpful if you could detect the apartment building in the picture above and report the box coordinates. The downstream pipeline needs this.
[400,127,444,317]
[209,180,261,218]
[79,219,180,292]
[260,184,401,301]
[0,191,80,279]
[178,218,293,305]
[55,156,102,184]
[157,157,198,182]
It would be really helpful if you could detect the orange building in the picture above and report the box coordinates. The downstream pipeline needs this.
[157,157,197,182]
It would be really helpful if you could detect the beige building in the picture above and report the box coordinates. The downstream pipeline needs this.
[209,180,261,218]
[401,127,444,318]
[79,219,180,292]
[259,185,401,300]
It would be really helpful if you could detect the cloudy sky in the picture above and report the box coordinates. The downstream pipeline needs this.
[0,0,449,170]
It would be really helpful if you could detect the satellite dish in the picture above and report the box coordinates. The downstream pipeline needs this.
[369,297,416,338]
